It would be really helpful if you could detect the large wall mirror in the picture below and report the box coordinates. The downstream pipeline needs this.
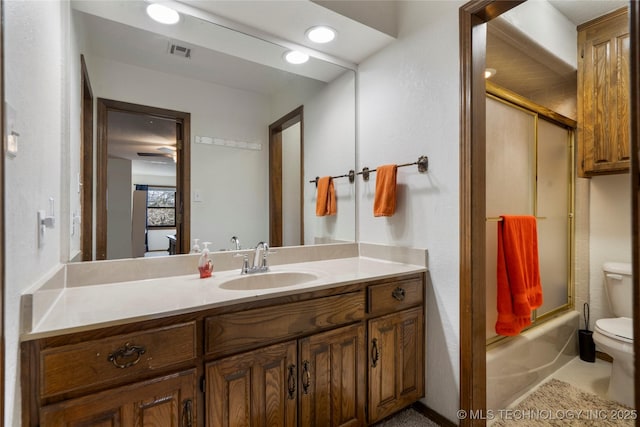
[71,0,357,261]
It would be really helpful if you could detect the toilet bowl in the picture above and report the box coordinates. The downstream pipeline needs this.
[593,317,634,407]
[592,262,634,408]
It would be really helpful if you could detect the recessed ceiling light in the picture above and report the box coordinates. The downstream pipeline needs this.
[146,3,180,25]
[306,26,336,44]
[284,50,309,65]
[485,68,497,79]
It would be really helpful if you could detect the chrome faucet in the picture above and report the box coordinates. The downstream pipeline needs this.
[252,241,269,271]
[239,241,271,275]
[230,236,241,250]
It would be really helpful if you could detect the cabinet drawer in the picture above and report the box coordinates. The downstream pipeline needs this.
[40,321,197,398]
[367,276,423,316]
[205,292,365,358]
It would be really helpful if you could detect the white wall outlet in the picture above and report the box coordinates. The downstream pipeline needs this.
[193,190,203,202]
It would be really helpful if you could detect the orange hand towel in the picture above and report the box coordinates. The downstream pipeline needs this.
[373,164,398,217]
[315,176,336,216]
[495,215,543,336]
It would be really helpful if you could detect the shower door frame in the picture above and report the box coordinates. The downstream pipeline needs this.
[485,84,576,345]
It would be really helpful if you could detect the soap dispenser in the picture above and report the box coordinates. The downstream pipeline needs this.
[190,238,201,254]
[198,242,214,278]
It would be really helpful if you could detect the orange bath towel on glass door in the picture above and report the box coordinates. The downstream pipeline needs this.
[495,215,543,336]
[373,164,398,217]
[315,176,336,216]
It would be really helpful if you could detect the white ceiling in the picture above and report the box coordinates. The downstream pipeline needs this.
[83,0,630,173]
[78,11,317,97]
[547,0,628,25]
[487,0,628,108]
[177,0,395,64]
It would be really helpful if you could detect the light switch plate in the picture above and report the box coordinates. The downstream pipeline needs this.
[5,102,17,158]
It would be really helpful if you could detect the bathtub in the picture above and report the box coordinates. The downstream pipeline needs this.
[486,310,579,411]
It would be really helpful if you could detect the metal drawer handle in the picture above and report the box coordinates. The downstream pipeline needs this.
[371,338,380,367]
[302,360,311,394]
[107,342,146,369]
[287,364,296,400]
[392,287,406,301]
[183,399,193,427]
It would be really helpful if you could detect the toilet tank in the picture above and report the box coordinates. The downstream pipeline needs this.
[603,262,632,318]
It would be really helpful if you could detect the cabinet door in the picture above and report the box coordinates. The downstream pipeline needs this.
[206,340,297,427]
[579,8,630,176]
[298,323,366,427]
[40,369,197,427]
[368,307,424,424]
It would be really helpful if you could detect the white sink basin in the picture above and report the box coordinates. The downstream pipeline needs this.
[218,271,319,290]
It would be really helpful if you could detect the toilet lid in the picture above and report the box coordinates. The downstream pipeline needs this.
[595,317,633,343]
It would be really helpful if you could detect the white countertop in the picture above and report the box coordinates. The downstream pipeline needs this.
[25,256,425,340]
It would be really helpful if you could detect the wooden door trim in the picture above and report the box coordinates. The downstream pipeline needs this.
[80,55,93,261]
[462,1,639,423]
[459,2,524,425]
[269,106,304,247]
[269,132,283,247]
[96,99,190,259]
[0,0,5,422]
[630,0,640,412]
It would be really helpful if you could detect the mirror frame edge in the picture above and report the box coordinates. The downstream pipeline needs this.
[1,0,5,422]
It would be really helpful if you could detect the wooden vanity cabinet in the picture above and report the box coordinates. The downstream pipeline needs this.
[205,291,367,426]
[367,307,424,424]
[206,340,298,427]
[578,7,630,177]
[298,323,366,427]
[23,272,425,427]
[366,276,425,424]
[22,319,201,427]
[40,369,197,427]
[206,323,366,427]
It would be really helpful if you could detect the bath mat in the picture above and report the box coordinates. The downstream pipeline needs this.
[492,379,635,426]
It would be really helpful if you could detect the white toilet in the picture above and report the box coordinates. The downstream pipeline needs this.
[593,262,634,408]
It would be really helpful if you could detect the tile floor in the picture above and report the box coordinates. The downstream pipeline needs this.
[506,356,613,409]
[552,356,613,398]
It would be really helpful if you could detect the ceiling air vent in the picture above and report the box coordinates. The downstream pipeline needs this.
[168,42,191,59]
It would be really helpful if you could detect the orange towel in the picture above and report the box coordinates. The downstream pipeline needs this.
[495,215,543,336]
[373,164,398,217]
[315,177,336,216]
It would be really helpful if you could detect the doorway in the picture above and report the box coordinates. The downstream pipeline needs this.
[269,106,304,247]
[96,99,190,260]
[459,0,640,423]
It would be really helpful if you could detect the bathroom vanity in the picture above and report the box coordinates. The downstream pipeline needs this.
[20,245,426,426]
